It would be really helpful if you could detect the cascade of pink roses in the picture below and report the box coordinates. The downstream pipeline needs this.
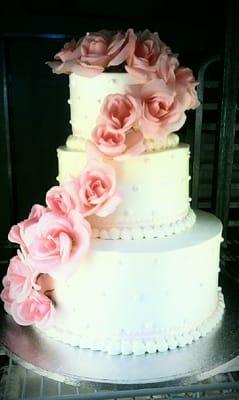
[1,156,122,326]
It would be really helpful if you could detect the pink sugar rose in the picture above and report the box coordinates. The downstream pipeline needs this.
[107,28,136,66]
[26,210,91,276]
[92,125,145,160]
[98,93,140,133]
[66,160,121,217]
[46,186,76,215]
[128,79,186,139]
[11,290,54,326]
[126,29,174,82]
[2,255,37,304]
[175,67,200,110]
[47,29,136,77]
[8,204,47,255]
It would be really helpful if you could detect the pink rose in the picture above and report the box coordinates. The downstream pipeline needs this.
[47,29,137,77]
[8,204,47,254]
[107,28,136,66]
[66,161,121,217]
[26,210,91,276]
[128,79,186,139]
[2,255,36,304]
[98,93,140,133]
[92,125,145,160]
[11,290,54,326]
[175,67,200,110]
[126,29,174,82]
[46,186,76,215]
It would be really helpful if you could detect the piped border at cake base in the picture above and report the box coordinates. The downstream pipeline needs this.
[35,289,225,356]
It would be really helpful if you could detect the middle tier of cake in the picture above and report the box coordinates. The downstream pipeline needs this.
[57,143,195,239]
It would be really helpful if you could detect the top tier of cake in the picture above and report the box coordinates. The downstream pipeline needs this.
[66,72,180,152]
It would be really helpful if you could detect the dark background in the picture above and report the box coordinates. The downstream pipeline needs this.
[0,0,238,276]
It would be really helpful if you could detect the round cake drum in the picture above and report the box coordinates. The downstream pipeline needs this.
[0,275,238,388]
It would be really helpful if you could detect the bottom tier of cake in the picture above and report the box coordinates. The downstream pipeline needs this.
[36,210,224,355]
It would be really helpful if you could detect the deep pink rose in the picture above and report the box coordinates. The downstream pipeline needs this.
[2,255,36,304]
[11,290,54,326]
[98,93,140,133]
[66,160,122,217]
[128,79,186,139]
[46,186,76,215]
[26,210,91,276]
[8,204,47,255]
[92,125,145,160]
[175,67,200,110]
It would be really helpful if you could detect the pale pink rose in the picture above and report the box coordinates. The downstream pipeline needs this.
[92,125,145,160]
[3,255,36,304]
[98,93,140,133]
[155,54,179,83]
[175,67,200,110]
[47,29,136,76]
[8,205,47,255]
[11,290,54,326]
[126,29,174,82]
[107,28,136,66]
[26,210,91,276]
[128,79,186,139]
[66,161,122,217]
[46,186,76,215]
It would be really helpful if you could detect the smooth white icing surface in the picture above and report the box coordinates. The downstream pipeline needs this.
[58,144,192,234]
[39,211,223,355]
[69,72,136,141]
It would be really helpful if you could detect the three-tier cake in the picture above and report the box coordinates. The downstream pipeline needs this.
[1,28,224,355]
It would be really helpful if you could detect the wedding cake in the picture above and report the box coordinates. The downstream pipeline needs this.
[1,29,224,355]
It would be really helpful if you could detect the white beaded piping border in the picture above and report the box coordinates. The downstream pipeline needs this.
[36,290,224,356]
[66,133,179,152]
[91,208,196,240]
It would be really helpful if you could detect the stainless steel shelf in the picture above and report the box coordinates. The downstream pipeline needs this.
[0,356,239,400]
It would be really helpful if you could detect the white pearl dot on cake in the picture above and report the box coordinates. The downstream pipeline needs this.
[144,321,153,330]
[189,176,192,181]
[69,120,72,124]
[67,99,71,104]
[132,184,140,192]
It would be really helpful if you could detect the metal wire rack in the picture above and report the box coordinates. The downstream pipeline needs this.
[0,355,239,400]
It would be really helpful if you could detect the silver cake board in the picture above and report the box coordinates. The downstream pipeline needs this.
[0,275,239,389]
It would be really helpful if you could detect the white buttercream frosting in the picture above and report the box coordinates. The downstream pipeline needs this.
[36,211,223,356]
[58,144,192,233]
